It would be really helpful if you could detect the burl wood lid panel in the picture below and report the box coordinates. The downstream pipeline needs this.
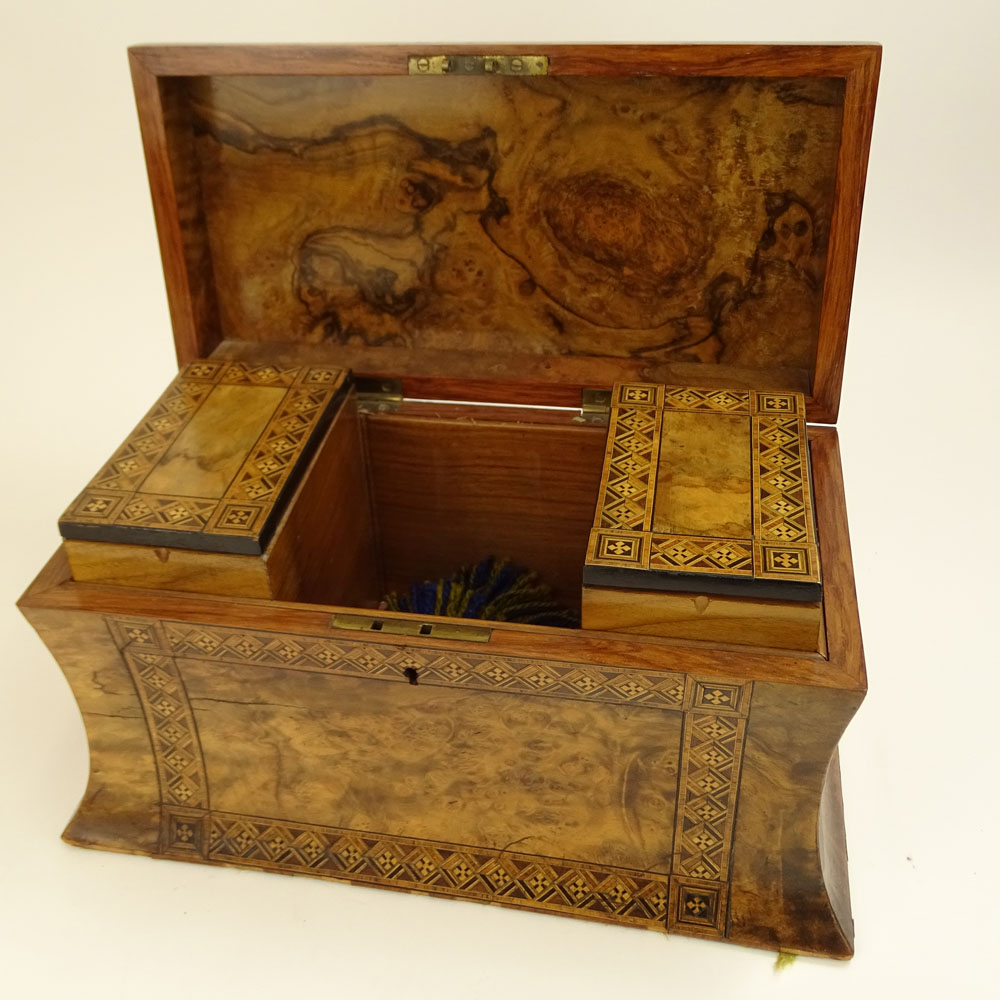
[186,73,844,385]
[59,360,349,555]
[584,383,821,601]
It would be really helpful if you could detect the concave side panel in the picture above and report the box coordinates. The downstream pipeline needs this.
[729,680,862,957]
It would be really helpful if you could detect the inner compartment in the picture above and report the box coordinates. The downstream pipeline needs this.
[321,399,608,619]
[280,384,826,654]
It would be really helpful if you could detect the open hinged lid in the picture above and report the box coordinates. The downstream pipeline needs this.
[129,44,879,423]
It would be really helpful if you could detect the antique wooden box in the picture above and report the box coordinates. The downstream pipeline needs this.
[18,44,879,959]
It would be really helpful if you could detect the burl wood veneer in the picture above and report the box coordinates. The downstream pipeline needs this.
[57,360,383,605]
[582,383,823,651]
[20,423,864,957]
[19,43,879,960]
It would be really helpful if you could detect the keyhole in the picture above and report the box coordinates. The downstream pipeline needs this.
[403,667,419,686]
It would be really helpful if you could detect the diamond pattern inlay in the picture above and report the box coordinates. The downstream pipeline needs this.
[105,616,752,944]
[587,382,820,589]
[60,360,348,551]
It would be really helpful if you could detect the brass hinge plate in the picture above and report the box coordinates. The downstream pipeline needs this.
[577,388,612,424]
[408,54,549,76]
[355,377,403,413]
[331,613,492,643]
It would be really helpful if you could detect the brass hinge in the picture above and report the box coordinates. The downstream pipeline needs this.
[331,613,492,643]
[408,54,549,76]
[355,377,403,413]
[577,388,612,424]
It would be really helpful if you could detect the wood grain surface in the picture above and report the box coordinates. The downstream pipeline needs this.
[19,420,864,955]
[129,44,879,421]
[364,412,606,609]
[581,586,823,653]
[63,539,273,599]
[20,607,162,855]
[183,658,682,871]
[728,680,863,957]
[265,389,381,606]
[653,410,753,537]
[58,360,349,555]
[189,74,840,371]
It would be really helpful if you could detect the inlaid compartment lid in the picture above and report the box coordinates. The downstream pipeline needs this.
[59,360,350,555]
[129,44,879,423]
[584,383,821,601]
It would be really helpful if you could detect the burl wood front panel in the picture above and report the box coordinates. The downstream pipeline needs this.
[185,73,844,377]
[26,605,858,955]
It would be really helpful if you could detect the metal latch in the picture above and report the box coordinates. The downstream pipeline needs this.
[331,613,492,643]
[408,55,549,76]
[577,388,611,424]
[355,377,403,413]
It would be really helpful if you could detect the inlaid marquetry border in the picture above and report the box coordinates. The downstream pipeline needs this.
[109,619,209,810]
[204,812,671,927]
[107,616,752,940]
[672,711,747,883]
[161,620,690,711]
[593,395,662,533]
[587,382,820,589]
[60,361,348,553]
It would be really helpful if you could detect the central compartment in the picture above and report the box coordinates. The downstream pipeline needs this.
[326,398,608,617]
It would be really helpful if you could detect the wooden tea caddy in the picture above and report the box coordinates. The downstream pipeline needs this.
[18,44,879,958]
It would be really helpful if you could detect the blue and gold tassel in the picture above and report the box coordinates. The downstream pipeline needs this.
[384,556,579,628]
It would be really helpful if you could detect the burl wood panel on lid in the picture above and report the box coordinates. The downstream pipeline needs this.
[131,44,880,420]
[58,359,350,555]
[190,74,841,367]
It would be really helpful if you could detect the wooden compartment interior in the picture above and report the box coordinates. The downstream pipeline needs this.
[307,400,607,616]
[298,403,606,612]
[301,394,828,652]
[364,410,608,614]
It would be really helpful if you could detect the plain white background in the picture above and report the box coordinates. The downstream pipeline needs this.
[2,1,997,997]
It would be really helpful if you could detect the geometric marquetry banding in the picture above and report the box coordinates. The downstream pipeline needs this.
[753,390,801,415]
[586,529,650,570]
[59,360,349,555]
[686,680,750,715]
[751,410,820,584]
[613,383,665,408]
[162,808,209,858]
[105,616,751,940]
[108,618,209,814]
[207,813,670,928]
[649,535,754,576]
[672,708,749,883]
[586,381,821,595]
[159,621,689,712]
[595,397,661,532]
[758,543,816,579]
[662,386,750,412]
[667,876,729,937]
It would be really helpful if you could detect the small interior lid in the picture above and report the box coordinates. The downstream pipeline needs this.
[130,44,880,422]
[583,382,821,602]
[59,360,349,555]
